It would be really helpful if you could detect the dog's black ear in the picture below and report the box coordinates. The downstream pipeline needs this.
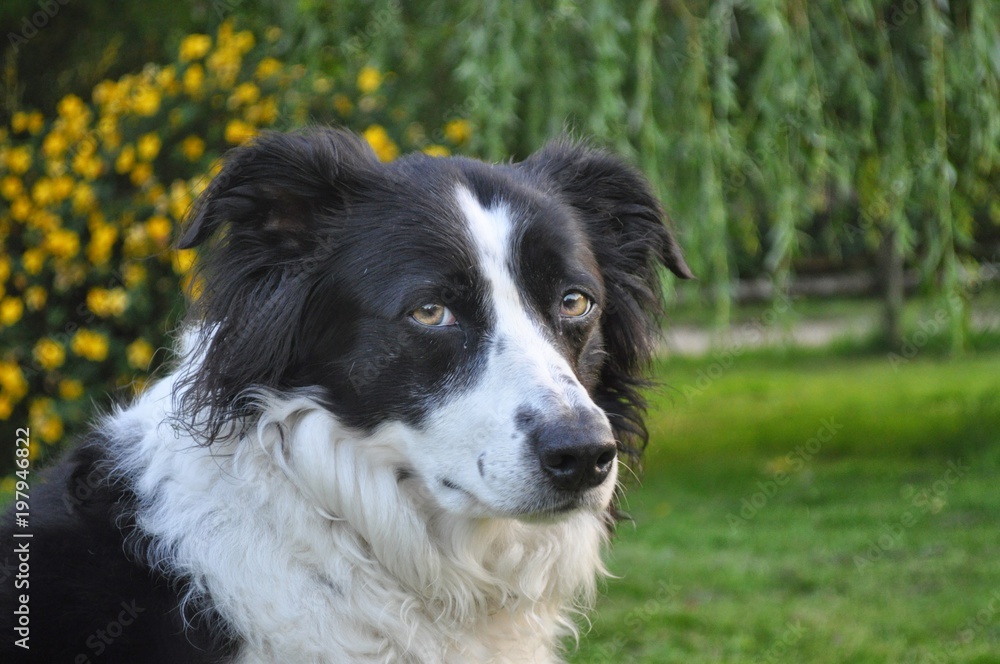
[175,129,379,442]
[179,128,378,250]
[520,141,693,462]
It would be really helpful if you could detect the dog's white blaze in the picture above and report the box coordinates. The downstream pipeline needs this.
[455,186,582,399]
[403,187,619,518]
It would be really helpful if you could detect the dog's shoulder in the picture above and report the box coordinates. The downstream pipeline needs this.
[0,431,236,663]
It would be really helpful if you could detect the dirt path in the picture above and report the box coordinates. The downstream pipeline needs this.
[661,311,1000,356]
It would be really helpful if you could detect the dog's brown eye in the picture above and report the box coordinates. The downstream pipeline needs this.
[560,291,592,318]
[411,303,457,327]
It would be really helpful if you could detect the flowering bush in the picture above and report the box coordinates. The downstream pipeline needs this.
[0,21,469,477]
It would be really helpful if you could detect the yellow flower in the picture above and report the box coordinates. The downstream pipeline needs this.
[363,125,399,162]
[168,180,193,220]
[147,183,166,206]
[27,112,44,135]
[72,151,104,180]
[41,419,63,442]
[12,112,32,133]
[86,221,118,266]
[181,135,205,162]
[71,329,109,362]
[123,263,147,288]
[132,83,161,116]
[255,57,282,80]
[51,175,74,201]
[58,378,84,400]
[444,119,472,145]
[258,96,279,124]
[96,115,121,149]
[172,248,197,275]
[116,144,136,174]
[156,65,177,90]
[145,215,172,245]
[183,64,205,97]
[41,131,69,159]
[6,146,32,174]
[27,209,59,233]
[72,182,97,212]
[245,97,279,126]
[234,30,255,54]
[179,34,212,62]
[31,177,56,206]
[57,95,87,121]
[33,338,66,370]
[333,94,353,117]
[207,48,241,88]
[86,287,128,318]
[357,66,383,94]
[0,297,24,326]
[21,248,45,275]
[24,285,47,310]
[183,273,205,301]
[55,264,87,291]
[130,163,153,187]
[0,361,28,400]
[0,256,8,283]
[11,196,32,221]
[0,176,22,200]
[225,119,257,145]
[0,395,12,420]
[422,145,451,157]
[137,133,162,161]
[123,225,151,258]
[44,228,80,259]
[228,82,260,108]
[265,26,282,42]
[92,79,116,106]
[36,411,63,444]
[127,339,155,370]
[312,77,333,95]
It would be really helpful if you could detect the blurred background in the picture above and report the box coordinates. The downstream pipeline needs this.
[1,1,998,661]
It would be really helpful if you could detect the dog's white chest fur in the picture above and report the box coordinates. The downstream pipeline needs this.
[109,376,608,663]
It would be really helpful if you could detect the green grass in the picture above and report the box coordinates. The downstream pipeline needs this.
[570,350,1000,663]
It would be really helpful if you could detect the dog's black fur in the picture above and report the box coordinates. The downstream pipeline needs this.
[1,128,690,662]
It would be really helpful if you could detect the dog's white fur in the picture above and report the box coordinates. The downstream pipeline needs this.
[98,190,616,663]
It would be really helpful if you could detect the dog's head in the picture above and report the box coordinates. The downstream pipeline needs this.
[177,128,691,520]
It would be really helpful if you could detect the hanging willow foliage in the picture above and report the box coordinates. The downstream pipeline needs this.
[32,0,990,346]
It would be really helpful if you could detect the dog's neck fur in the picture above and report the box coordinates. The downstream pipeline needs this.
[104,366,611,663]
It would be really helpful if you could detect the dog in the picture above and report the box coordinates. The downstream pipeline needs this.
[2,128,691,663]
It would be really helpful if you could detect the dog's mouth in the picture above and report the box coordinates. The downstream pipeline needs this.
[436,475,597,519]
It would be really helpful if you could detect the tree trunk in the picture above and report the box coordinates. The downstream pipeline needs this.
[879,226,905,350]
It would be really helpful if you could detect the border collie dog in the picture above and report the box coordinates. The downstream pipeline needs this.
[2,128,691,663]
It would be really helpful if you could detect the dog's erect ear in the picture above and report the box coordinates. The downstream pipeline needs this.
[520,141,693,282]
[175,129,379,442]
[179,128,378,250]
[519,141,693,462]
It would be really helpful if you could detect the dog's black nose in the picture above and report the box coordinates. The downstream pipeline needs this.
[532,417,617,491]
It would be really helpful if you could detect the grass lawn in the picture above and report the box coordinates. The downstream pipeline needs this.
[570,350,1000,663]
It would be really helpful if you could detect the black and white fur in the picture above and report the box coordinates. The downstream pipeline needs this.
[2,129,691,663]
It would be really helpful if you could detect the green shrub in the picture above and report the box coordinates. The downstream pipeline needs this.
[0,21,464,483]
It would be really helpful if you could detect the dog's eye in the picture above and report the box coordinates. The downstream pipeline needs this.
[560,291,593,318]
[411,303,458,327]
